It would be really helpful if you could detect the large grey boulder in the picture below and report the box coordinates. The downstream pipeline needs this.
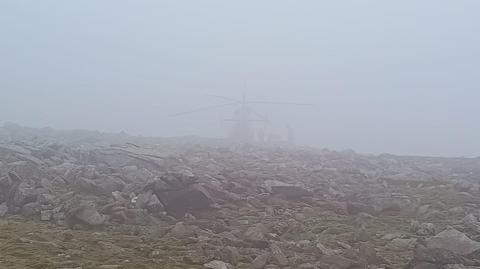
[166,222,197,239]
[0,202,8,217]
[426,228,480,255]
[37,193,55,205]
[145,193,164,213]
[157,184,214,217]
[96,176,125,194]
[405,245,477,269]
[148,166,197,193]
[12,183,37,207]
[463,214,480,237]
[251,253,271,269]
[167,166,197,187]
[215,246,240,266]
[68,205,105,227]
[75,177,102,195]
[21,202,40,217]
[386,238,417,251]
[244,224,269,248]
[135,190,165,213]
[264,180,312,198]
[135,190,154,209]
[0,175,11,190]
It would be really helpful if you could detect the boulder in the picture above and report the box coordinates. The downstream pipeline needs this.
[69,205,105,226]
[449,207,465,214]
[37,193,55,205]
[382,232,404,241]
[318,254,357,269]
[417,204,431,215]
[316,242,335,255]
[12,183,37,207]
[167,166,197,187]
[346,202,375,215]
[111,191,126,202]
[386,238,417,251]
[157,184,214,217]
[75,177,103,195]
[444,265,480,269]
[0,175,11,190]
[148,167,197,193]
[351,228,370,242]
[22,202,40,217]
[357,242,387,265]
[215,246,240,266]
[7,172,22,185]
[97,176,125,194]
[40,210,53,221]
[264,180,312,198]
[426,228,480,255]
[405,245,476,269]
[270,243,288,266]
[374,196,413,213]
[251,253,271,269]
[135,191,153,209]
[124,209,152,225]
[146,193,164,213]
[135,190,164,213]
[415,247,471,265]
[463,214,480,236]
[0,202,8,217]
[244,224,269,248]
[411,222,436,236]
[203,260,232,269]
[40,178,54,190]
[167,222,197,239]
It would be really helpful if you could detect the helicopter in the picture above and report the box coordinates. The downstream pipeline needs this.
[171,92,313,144]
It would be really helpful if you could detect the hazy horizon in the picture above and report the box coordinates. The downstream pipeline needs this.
[1,1,479,157]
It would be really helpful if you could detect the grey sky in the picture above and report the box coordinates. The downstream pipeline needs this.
[1,1,479,156]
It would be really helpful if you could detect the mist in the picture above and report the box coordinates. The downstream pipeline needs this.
[1,1,479,157]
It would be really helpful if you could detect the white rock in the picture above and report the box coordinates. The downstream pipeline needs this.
[204,260,231,269]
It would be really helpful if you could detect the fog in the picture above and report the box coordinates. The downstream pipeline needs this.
[1,1,479,157]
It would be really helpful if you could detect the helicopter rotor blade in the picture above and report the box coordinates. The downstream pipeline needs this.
[248,107,269,122]
[170,102,239,117]
[247,101,315,106]
[205,94,240,103]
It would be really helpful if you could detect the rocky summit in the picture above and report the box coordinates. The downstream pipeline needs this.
[1,124,480,268]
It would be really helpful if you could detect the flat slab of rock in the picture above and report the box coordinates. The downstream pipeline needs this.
[203,260,232,269]
[426,228,480,255]
[264,180,312,198]
[158,184,214,217]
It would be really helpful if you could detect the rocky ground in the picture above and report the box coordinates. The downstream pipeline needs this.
[2,123,480,269]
